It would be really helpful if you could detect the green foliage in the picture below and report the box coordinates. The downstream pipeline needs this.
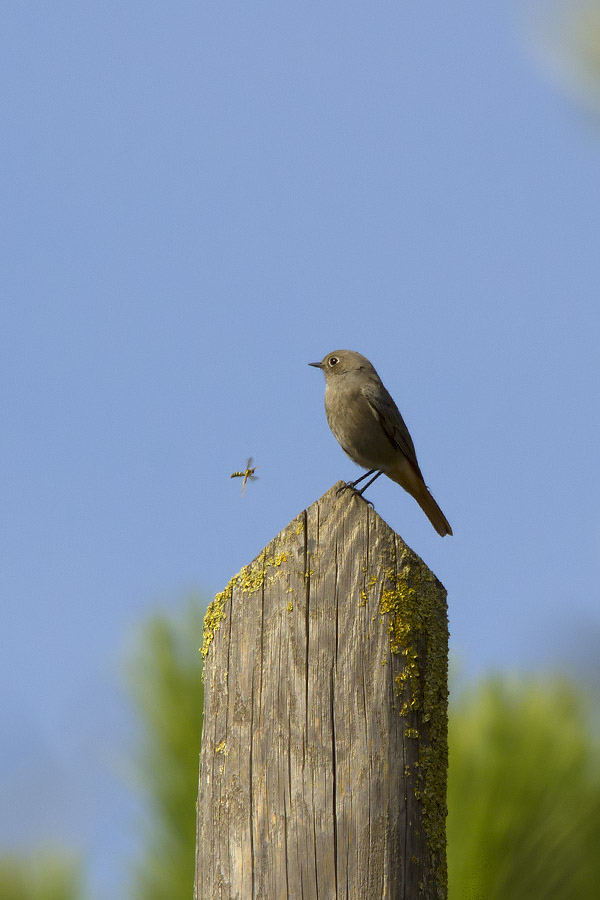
[447,676,600,900]
[532,0,600,112]
[125,602,600,900]
[126,601,204,900]
[566,1,600,84]
[125,600,600,900]
[0,850,84,900]
[6,599,600,900]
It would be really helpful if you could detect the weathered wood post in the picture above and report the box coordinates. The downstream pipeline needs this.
[195,483,448,900]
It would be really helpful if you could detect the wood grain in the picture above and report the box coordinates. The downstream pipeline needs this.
[196,482,448,899]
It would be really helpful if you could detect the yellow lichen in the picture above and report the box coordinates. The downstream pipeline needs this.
[271,552,287,567]
[200,581,232,658]
[201,546,292,659]
[378,540,449,898]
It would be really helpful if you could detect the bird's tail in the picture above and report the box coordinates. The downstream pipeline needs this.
[414,484,453,537]
[387,461,453,537]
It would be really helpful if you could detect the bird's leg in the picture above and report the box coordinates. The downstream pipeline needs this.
[336,469,382,505]
[348,468,377,489]
[355,470,383,495]
[336,468,376,496]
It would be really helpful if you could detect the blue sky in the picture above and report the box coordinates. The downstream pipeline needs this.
[2,1,600,896]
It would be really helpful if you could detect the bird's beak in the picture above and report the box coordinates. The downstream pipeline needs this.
[308,361,323,369]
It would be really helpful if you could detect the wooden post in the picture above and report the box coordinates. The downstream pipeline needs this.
[195,483,448,900]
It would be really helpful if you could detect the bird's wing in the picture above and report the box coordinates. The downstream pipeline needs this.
[362,380,422,475]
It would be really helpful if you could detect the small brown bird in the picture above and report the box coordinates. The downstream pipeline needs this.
[309,350,452,536]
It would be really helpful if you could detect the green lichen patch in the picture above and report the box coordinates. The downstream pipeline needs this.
[378,541,449,898]
[201,580,231,659]
[200,546,291,659]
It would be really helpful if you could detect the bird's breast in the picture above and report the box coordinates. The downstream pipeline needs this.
[324,383,398,470]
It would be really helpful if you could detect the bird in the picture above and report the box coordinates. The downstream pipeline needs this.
[309,350,452,536]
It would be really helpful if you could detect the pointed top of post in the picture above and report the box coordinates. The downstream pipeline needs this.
[197,481,449,899]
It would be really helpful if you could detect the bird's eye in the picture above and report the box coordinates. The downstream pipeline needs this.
[328,356,338,367]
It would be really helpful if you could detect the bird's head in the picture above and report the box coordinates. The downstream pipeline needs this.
[308,349,375,380]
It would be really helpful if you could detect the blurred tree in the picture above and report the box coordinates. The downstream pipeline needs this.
[571,1,600,83]
[447,676,600,900]
[525,0,600,114]
[125,600,600,900]
[126,601,204,900]
[0,850,85,900]
[9,605,597,900]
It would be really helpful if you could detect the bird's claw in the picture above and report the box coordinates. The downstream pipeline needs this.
[336,481,375,507]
